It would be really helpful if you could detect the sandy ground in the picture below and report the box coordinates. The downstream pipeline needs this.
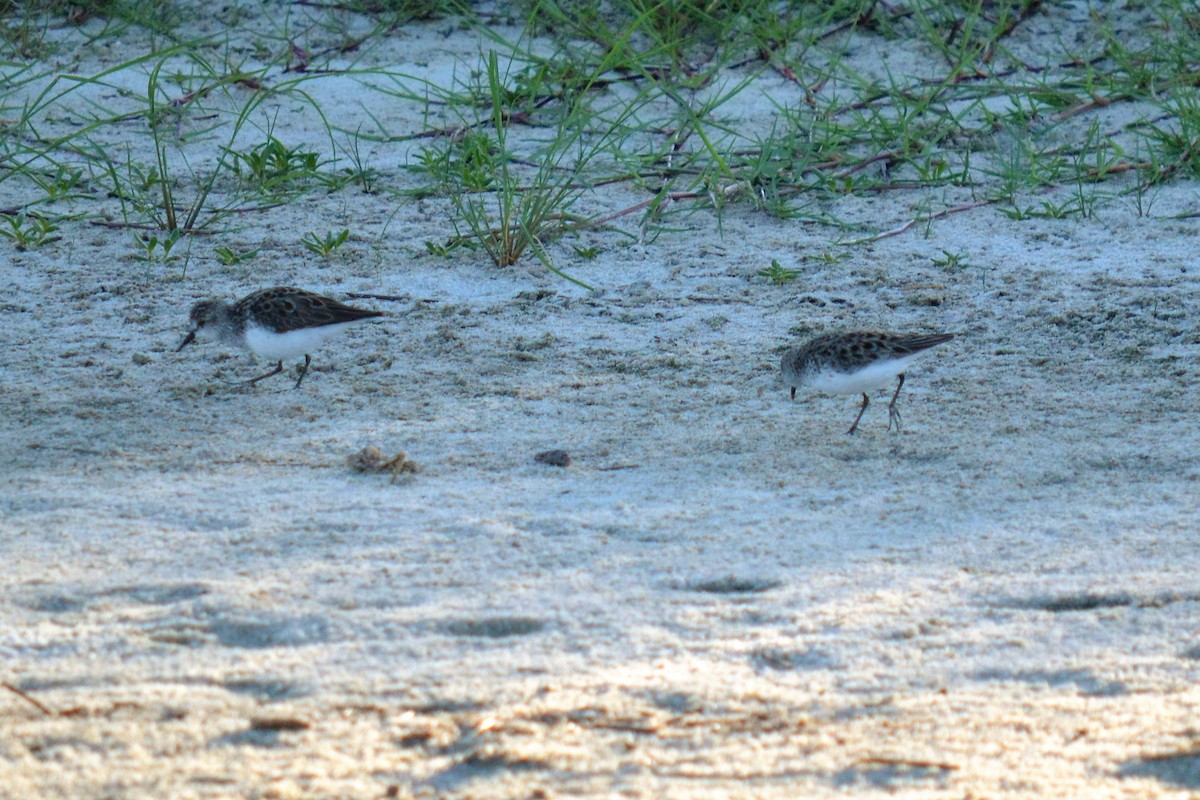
[3,4,1200,798]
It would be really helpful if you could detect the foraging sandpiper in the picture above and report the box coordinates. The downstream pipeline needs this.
[176,286,384,388]
[781,331,955,434]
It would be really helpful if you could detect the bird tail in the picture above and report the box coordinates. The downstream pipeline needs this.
[896,333,954,353]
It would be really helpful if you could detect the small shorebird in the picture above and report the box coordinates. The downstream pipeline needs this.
[176,287,384,388]
[781,331,954,434]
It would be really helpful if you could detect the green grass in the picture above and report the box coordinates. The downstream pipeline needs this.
[0,211,61,249]
[3,1,1200,283]
[756,258,800,284]
[226,136,322,195]
[214,245,260,266]
[301,228,350,258]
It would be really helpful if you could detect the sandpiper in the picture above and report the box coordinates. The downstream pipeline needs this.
[781,331,954,434]
[176,287,384,388]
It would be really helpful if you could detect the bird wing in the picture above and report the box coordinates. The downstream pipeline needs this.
[240,287,383,332]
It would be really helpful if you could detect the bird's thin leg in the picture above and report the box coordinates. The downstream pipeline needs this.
[243,360,284,385]
[293,354,313,389]
[888,373,906,431]
[847,392,869,435]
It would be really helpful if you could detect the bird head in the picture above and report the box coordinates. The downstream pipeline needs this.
[175,299,228,352]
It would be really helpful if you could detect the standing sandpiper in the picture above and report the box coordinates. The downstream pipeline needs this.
[781,331,954,434]
[176,287,384,388]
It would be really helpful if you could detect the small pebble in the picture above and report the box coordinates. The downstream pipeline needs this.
[534,449,571,468]
[249,716,310,732]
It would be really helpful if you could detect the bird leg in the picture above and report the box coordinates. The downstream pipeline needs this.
[243,360,284,385]
[887,373,906,431]
[293,354,313,389]
[847,392,870,435]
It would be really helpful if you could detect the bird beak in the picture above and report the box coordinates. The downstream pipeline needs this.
[790,386,796,400]
[175,330,196,352]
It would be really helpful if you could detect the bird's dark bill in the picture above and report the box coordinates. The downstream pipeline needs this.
[175,330,196,352]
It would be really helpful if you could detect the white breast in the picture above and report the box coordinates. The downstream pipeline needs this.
[244,321,359,361]
[806,355,916,395]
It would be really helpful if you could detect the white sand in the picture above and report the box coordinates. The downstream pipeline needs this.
[2,4,1200,798]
